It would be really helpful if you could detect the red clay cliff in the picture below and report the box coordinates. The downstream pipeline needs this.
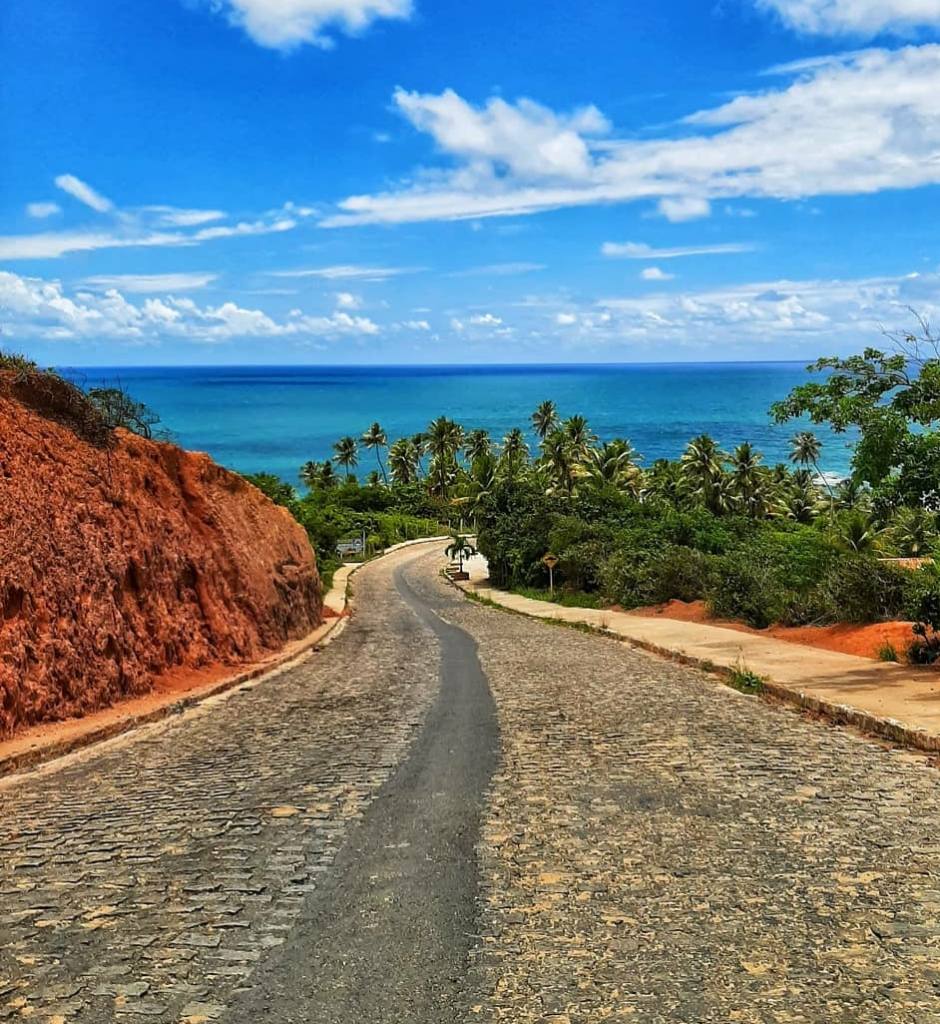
[0,372,322,737]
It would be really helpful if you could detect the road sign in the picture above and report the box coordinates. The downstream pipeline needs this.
[542,553,558,597]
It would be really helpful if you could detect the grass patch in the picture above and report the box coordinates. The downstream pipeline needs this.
[513,586,605,609]
[726,662,765,695]
[877,641,899,662]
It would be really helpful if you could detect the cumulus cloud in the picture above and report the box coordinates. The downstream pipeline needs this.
[0,270,380,343]
[556,312,578,325]
[206,0,412,50]
[657,197,711,222]
[468,313,503,326]
[323,46,940,226]
[756,0,940,35]
[641,266,675,281]
[591,270,937,344]
[335,291,361,308]
[54,174,114,213]
[26,202,61,219]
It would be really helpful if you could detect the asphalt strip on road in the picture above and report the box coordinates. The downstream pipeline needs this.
[223,560,500,1024]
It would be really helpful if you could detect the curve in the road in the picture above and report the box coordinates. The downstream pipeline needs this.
[223,559,499,1024]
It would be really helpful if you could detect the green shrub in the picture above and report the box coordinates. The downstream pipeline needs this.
[645,546,713,604]
[816,555,912,623]
[707,549,787,628]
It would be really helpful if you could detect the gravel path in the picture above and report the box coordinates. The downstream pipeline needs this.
[3,544,940,1024]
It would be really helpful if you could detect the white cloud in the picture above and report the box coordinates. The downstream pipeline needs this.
[450,261,546,277]
[26,202,61,219]
[207,0,412,50]
[323,47,940,226]
[398,318,430,330]
[641,266,675,281]
[756,0,940,35]
[657,196,711,222]
[81,273,219,293]
[468,313,503,326]
[0,217,296,260]
[592,270,938,344]
[0,270,380,342]
[270,264,413,280]
[335,291,361,308]
[142,206,226,227]
[602,241,755,259]
[556,312,578,325]
[54,174,114,213]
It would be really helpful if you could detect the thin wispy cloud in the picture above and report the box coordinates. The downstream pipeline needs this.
[449,262,546,277]
[81,272,219,293]
[54,174,114,213]
[270,264,416,280]
[602,242,756,259]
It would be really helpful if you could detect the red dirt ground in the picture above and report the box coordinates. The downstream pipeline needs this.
[0,375,323,738]
[628,599,918,661]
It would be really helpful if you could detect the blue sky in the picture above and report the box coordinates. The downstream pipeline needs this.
[2,0,940,364]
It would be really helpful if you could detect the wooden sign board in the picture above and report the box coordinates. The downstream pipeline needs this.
[542,553,559,569]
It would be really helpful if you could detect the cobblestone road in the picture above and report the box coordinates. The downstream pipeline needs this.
[418,563,940,1024]
[0,546,440,1023]
[4,545,940,1024]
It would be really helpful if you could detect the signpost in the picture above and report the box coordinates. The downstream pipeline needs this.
[542,552,559,597]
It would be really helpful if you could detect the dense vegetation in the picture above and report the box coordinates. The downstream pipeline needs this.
[259,323,940,663]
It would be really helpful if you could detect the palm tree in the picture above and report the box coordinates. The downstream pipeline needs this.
[464,428,492,464]
[318,460,339,489]
[585,439,641,495]
[680,434,726,512]
[445,533,477,573]
[299,460,320,491]
[562,415,596,460]
[333,436,359,480]
[774,480,820,524]
[411,432,428,478]
[388,438,421,485]
[464,451,498,529]
[426,417,464,498]
[531,400,560,442]
[499,427,530,481]
[790,431,835,520]
[891,507,938,557]
[729,442,768,517]
[361,421,389,485]
[541,430,578,495]
[836,511,881,554]
[835,477,872,514]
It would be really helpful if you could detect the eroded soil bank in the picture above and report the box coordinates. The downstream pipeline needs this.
[0,378,322,736]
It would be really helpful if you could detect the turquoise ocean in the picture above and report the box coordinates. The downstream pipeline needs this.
[62,363,854,483]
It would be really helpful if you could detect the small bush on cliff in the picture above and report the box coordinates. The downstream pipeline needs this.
[86,386,162,439]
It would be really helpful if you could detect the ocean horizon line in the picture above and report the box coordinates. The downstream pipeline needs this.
[57,359,814,372]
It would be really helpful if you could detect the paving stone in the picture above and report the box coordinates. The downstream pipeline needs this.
[0,550,439,1023]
